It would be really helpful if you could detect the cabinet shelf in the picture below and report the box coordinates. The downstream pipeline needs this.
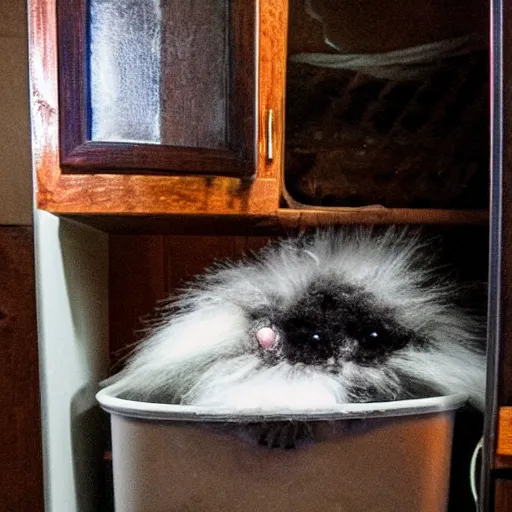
[277,207,489,228]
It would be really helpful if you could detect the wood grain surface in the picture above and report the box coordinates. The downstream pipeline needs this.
[31,0,281,215]
[495,479,512,511]
[0,227,44,511]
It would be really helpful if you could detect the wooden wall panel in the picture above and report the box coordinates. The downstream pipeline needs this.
[108,235,167,370]
[0,227,44,511]
[109,235,271,368]
[495,479,512,511]
[165,236,244,292]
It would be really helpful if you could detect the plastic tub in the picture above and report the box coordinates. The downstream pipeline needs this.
[97,388,467,512]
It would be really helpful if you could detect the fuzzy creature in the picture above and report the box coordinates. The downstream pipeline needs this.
[106,229,486,412]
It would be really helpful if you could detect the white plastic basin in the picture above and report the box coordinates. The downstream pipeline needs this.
[97,388,467,512]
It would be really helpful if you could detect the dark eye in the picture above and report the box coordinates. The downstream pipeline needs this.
[361,328,388,346]
[311,333,321,342]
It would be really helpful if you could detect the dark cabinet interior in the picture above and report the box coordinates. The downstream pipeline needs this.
[284,0,489,211]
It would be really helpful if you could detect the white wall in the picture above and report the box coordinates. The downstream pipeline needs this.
[34,211,110,512]
[0,0,32,225]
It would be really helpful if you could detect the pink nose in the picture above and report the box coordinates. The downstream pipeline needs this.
[256,327,277,349]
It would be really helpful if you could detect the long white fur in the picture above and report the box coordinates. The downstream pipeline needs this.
[106,228,486,411]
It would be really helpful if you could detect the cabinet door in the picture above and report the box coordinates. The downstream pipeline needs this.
[30,0,284,219]
[57,0,256,177]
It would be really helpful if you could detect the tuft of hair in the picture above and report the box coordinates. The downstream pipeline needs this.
[105,227,486,411]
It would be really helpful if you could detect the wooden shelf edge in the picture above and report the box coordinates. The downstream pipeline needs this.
[59,213,282,235]
[277,207,489,226]
[52,206,489,235]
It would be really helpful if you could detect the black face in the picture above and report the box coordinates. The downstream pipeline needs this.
[264,280,422,366]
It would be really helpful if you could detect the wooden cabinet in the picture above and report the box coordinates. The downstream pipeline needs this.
[30,0,285,225]
[29,0,488,231]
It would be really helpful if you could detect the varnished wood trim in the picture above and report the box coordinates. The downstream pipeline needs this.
[59,207,489,234]
[230,0,257,171]
[56,0,87,161]
[61,213,281,235]
[36,174,278,215]
[497,408,512,457]
[30,0,281,216]
[62,142,248,176]
[277,208,489,227]
[257,0,287,181]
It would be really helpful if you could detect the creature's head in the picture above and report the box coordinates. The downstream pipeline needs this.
[251,277,425,368]
[113,229,486,410]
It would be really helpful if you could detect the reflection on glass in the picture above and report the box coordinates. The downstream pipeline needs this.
[285,0,489,210]
[90,0,162,143]
[89,0,229,148]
